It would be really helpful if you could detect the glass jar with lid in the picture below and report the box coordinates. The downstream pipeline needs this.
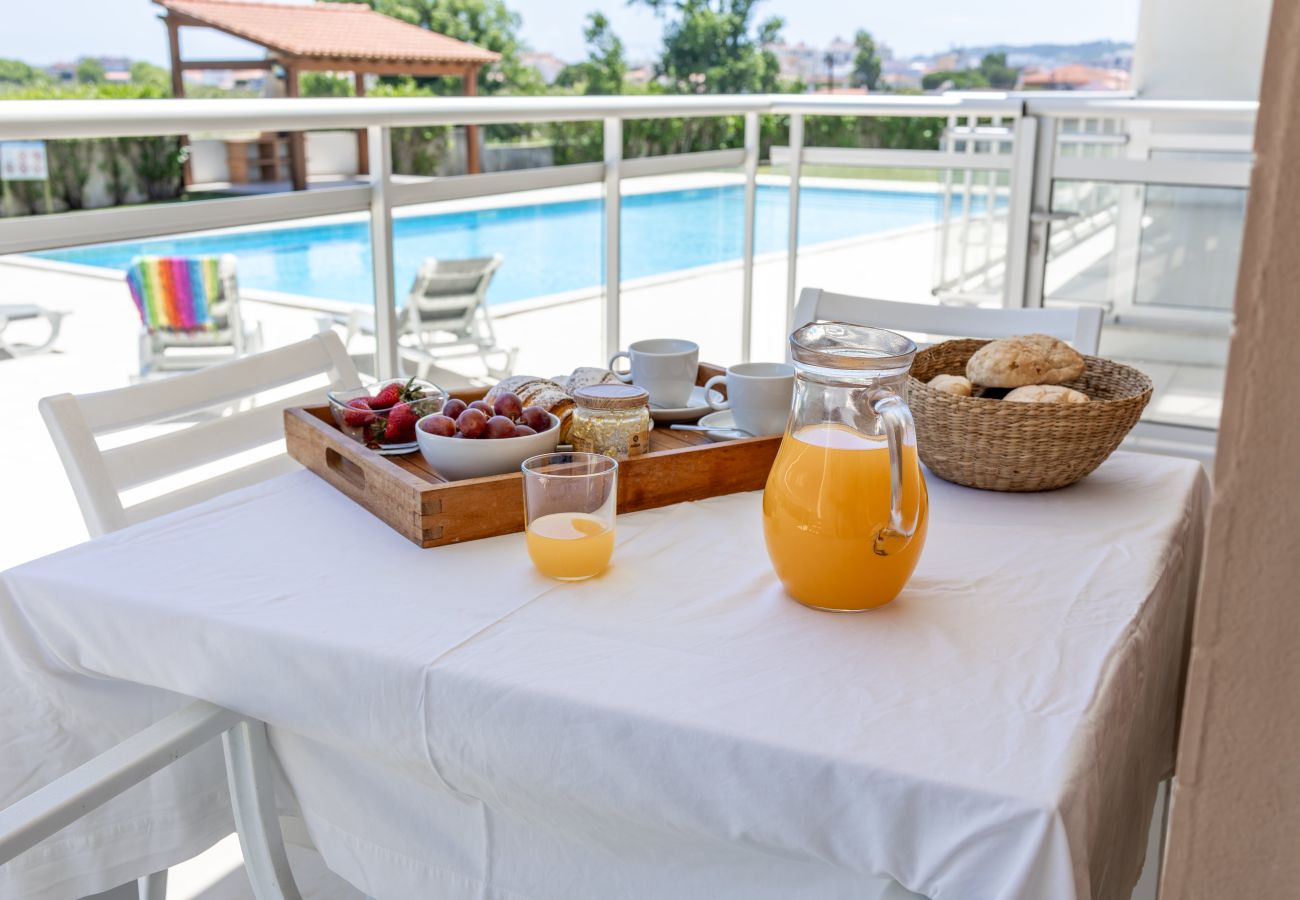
[570,384,651,458]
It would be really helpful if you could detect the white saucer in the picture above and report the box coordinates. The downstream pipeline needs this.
[372,442,419,456]
[649,385,714,423]
[696,410,751,442]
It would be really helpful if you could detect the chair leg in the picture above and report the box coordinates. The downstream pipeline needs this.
[137,869,167,900]
[222,721,302,900]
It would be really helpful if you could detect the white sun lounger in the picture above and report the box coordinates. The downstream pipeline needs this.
[0,304,66,358]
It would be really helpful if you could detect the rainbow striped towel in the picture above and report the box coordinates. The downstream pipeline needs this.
[126,256,225,332]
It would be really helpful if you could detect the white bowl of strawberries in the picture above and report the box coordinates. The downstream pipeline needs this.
[415,391,560,481]
[328,377,446,454]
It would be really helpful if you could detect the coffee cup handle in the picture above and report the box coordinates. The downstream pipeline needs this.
[702,375,730,411]
[608,351,633,383]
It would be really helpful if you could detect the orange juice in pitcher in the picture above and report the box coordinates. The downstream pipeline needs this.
[762,323,928,611]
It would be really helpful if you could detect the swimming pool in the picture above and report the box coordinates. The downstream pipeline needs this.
[37,184,973,307]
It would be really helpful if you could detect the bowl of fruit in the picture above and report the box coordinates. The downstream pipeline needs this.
[415,391,561,481]
[328,377,446,455]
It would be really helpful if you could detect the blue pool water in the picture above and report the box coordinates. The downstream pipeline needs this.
[38,184,968,307]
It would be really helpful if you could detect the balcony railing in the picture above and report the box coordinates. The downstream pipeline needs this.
[0,92,1258,444]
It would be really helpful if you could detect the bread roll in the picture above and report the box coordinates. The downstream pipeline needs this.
[564,367,621,393]
[486,376,577,440]
[928,374,973,397]
[1004,384,1089,404]
[966,334,1085,388]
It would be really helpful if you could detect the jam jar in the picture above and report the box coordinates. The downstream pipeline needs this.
[570,384,651,458]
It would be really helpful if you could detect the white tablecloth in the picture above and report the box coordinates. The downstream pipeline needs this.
[0,453,1208,900]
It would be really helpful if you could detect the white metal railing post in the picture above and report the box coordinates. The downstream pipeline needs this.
[1003,111,1039,308]
[741,111,759,362]
[603,117,622,359]
[367,126,400,379]
[784,113,804,335]
[1022,115,1059,309]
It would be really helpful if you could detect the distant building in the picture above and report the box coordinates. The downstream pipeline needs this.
[769,41,821,84]
[881,60,922,91]
[520,51,566,86]
[624,64,656,86]
[1018,64,1131,91]
[45,55,133,84]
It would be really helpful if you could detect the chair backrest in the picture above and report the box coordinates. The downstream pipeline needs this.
[126,254,238,334]
[40,332,359,538]
[792,289,1105,354]
[405,255,503,334]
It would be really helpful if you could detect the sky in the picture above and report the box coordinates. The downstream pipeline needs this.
[2,0,1140,67]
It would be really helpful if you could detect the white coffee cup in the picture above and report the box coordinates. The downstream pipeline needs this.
[702,362,795,436]
[609,339,700,408]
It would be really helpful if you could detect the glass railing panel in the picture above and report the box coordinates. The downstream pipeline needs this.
[617,166,749,367]
[1043,178,1243,431]
[390,181,605,384]
[790,165,1011,323]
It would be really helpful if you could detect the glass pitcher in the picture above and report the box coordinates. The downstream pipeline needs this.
[762,322,928,611]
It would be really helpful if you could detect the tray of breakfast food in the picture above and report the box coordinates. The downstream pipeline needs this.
[284,360,784,548]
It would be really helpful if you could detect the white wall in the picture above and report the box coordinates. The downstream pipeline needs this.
[1133,0,1272,99]
[307,131,358,177]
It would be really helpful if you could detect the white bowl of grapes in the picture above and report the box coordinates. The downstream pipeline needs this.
[415,391,560,481]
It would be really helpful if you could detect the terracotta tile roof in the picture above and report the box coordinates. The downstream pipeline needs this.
[156,0,499,65]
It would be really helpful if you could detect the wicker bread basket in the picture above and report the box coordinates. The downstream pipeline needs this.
[909,339,1153,492]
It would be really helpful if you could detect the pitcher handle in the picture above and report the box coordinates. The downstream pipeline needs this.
[870,390,920,554]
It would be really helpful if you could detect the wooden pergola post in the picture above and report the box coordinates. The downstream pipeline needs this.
[283,62,308,192]
[354,71,369,176]
[164,14,193,187]
[464,65,480,175]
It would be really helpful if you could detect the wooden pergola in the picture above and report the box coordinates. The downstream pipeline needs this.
[154,0,500,188]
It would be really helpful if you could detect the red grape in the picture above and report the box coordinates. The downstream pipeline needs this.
[520,406,550,432]
[486,415,516,439]
[441,398,467,419]
[513,424,537,437]
[468,400,493,416]
[493,391,523,419]
[456,408,488,438]
[419,414,456,437]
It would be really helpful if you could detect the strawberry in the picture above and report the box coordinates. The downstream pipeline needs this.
[370,382,402,410]
[371,377,426,411]
[383,402,418,444]
[343,396,376,427]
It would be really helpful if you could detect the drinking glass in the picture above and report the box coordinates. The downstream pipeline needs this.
[521,452,618,580]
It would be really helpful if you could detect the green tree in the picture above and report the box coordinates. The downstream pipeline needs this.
[978,52,1019,89]
[851,29,881,90]
[129,61,171,91]
[339,0,542,95]
[301,72,355,97]
[555,12,626,95]
[633,0,784,94]
[921,69,990,91]
[75,57,105,84]
[0,59,43,87]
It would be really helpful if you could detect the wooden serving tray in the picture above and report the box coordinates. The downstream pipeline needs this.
[284,364,781,547]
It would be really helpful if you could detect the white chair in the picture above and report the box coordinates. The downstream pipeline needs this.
[21,334,359,900]
[792,289,1105,354]
[350,254,513,380]
[40,332,357,537]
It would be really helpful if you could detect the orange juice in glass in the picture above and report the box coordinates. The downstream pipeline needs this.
[521,452,617,580]
[762,322,928,611]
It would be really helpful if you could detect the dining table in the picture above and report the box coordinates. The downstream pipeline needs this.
[0,450,1208,900]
